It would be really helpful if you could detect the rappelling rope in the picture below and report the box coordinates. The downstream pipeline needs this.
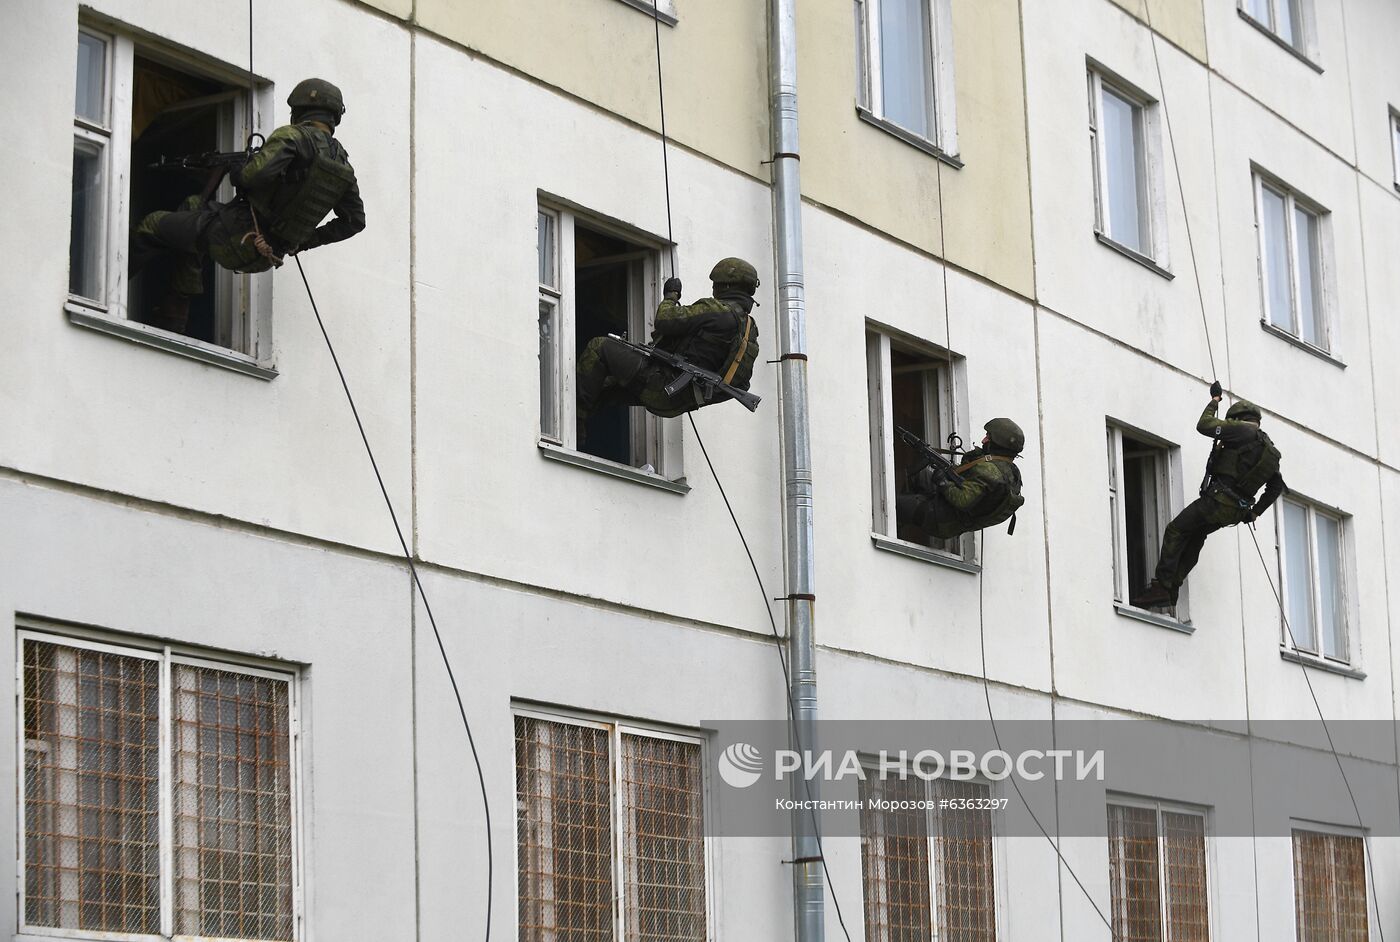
[1141,1,1386,934]
[243,0,494,935]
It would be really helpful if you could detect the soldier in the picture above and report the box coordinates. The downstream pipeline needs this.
[897,418,1027,539]
[129,78,366,333]
[575,257,761,442]
[1131,386,1286,610]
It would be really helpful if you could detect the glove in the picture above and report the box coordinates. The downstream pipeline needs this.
[1209,380,1223,400]
[663,277,682,299]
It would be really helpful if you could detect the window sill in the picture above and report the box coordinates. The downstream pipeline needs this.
[67,303,276,380]
[1237,9,1324,73]
[1114,602,1195,634]
[1280,648,1366,680]
[1094,232,1174,281]
[614,0,677,27]
[855,107,964,169]
[1258,320,1346,368]
[871,534,980,574]
[538,440,689,494]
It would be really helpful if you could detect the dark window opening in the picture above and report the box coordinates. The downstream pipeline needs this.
[890,344,955,551]
[127,56,241,347]
[1121,433,1165,598]
[574,224,649,466]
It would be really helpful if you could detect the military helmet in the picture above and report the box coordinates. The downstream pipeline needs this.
[1226,400,1262,421]
[709,257,760,290]
[287,78,346,121]
[984,417,1025,453]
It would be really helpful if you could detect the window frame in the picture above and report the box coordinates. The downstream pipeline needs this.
[66,18,276,374]
[612,0,678,26]
[854,0,959,159]
[1252,170,1334,354]
[857,758,1006,941]
[1086,64,1170,270]
[1276,496,1352,665]
[1237,0,1317,62]
[865,325,974,567]
[509,705,715,942]
[1106,422,1190,622]
[15,625,304,942]
[1289,822,1373,941]
[535,200,685,485]
[1105,795,1215,941]
[1389,108,1400,193]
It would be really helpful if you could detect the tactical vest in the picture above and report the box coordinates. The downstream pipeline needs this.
[956,456,1025,528]
[260,130,355,249]
[1212,429,1281,499]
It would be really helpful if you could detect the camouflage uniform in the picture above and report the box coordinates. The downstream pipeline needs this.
[897,447,1024,540]
[129,120,365,298]
[576,294,760,421]
[1152,401,1286,600]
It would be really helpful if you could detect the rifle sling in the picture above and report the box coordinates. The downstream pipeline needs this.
[954,454,1013,474]
[720,315,753,386]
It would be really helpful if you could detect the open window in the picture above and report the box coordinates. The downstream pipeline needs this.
[538,203,681,481]
[1107,424,1189,620]
[866,327,972,563]
[67,21,270,364]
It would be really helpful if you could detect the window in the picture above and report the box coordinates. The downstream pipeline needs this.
[613,0,678,25]
[866,327,971,562]
[514,710,708,942]
[19,631,299,940]
[68,23,267,355]
[858,772,998,941]
[537,204,680,477]
[1293,828,1370,940]
[1088,68,1166,264]
[1278,498,1349,663]
[1107,425,1187,617]
[1106,800,1210,940]
[854,0,958,155]
[1240,0,1310,54]
[1390,110,1400,191]
[1255,173,1329,351]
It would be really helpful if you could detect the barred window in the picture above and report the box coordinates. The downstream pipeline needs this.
[1106,800,1210,941]
[1293,828,1370,941]
[514,712,708,942]
[20,632,299,941]
[858,773,997,941]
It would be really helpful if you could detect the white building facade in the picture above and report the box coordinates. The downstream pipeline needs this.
[1,0,1397,938]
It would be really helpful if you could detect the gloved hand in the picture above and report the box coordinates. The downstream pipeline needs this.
[663,277,682,300]
[1210,380,1222,400]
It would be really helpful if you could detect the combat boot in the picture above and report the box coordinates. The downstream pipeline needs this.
[1130,581,1175,610]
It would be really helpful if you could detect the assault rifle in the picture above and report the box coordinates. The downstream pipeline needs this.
[606,334,761,413]
[147,149,254,173]
[896,426,963,484]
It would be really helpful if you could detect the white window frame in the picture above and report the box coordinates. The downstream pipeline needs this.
[1289,821,1375,942]
[510,705,715,942]
[1087,65,1169,269]
[1238,0,1315,58]
[15,626,304,942]
[857,758,1007,941]
[1252,170,1335,354]
[1276,496,1352,664]
[854,0,959,158]
[1389,108,1400,192]
[612,0,678,26]
[535,201,683,482]
[66,18,275,371]
[866,326,973,564]
[1106,423,1189,621]
[1106,796,1215,941]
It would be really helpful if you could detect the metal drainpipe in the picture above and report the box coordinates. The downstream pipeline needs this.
[769,0,824,940]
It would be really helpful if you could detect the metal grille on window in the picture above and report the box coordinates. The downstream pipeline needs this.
[933,780,996,940]
[1293,829,1369,941]
[620,734,707,942]
[173,665,294,940]
[1108,804,1162,942]
[859,773,933,941]
[22,640,161,935]
[1162,811,1209,941]
[516,717,615,941]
